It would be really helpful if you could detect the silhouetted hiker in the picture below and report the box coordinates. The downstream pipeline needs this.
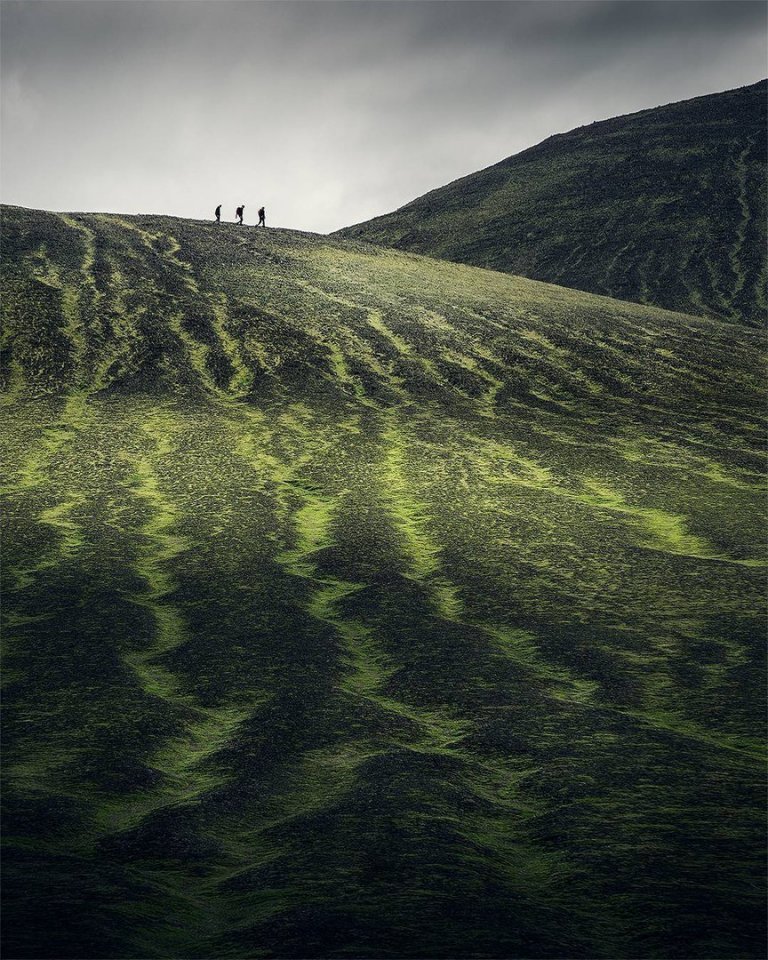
[257,207,266,228]
[235,205,244,225]
[215,204,221,223]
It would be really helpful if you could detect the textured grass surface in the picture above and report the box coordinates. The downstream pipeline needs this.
[337,80,767,328]
[1,206,766,958]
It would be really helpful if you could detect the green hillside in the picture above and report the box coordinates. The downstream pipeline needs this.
[1,205,765,959]
[337,81,767,327]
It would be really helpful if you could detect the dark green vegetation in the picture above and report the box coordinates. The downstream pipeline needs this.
[338,81,767,327]
[1,204,765,959]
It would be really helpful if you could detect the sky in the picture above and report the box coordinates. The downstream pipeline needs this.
[1,1,766,233]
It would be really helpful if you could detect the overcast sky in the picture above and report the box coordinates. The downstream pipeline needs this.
[1,1,765,233]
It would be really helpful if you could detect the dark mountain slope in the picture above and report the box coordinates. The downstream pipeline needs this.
[337,81,767,326]
[2,205,765,959]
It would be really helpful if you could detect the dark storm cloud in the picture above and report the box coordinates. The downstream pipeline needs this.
[1,1,765,232]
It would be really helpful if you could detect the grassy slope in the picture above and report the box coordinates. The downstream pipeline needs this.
[1,205,765,960]
[337,81,767,327]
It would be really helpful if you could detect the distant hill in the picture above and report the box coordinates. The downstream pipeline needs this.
[2,206,765,960]
[337,81,767,326]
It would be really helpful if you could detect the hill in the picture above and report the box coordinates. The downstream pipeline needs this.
[1,205,765,959]
[336,81,767,326]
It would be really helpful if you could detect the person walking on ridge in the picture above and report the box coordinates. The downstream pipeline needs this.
[215,204,221,223]
[257,206,266,228]
[235,205,244,225]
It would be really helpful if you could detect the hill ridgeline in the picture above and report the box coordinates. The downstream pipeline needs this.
[337,80,767,327]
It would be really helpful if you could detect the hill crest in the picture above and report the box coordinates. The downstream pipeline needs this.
[336,80,768,326]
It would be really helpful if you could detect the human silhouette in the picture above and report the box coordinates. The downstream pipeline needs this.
[215,204,221,223]
[257,207,266,228]
[235,205,244,225]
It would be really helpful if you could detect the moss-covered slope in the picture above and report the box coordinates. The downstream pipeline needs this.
[1,206,765,959]
[337,81,767,327]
